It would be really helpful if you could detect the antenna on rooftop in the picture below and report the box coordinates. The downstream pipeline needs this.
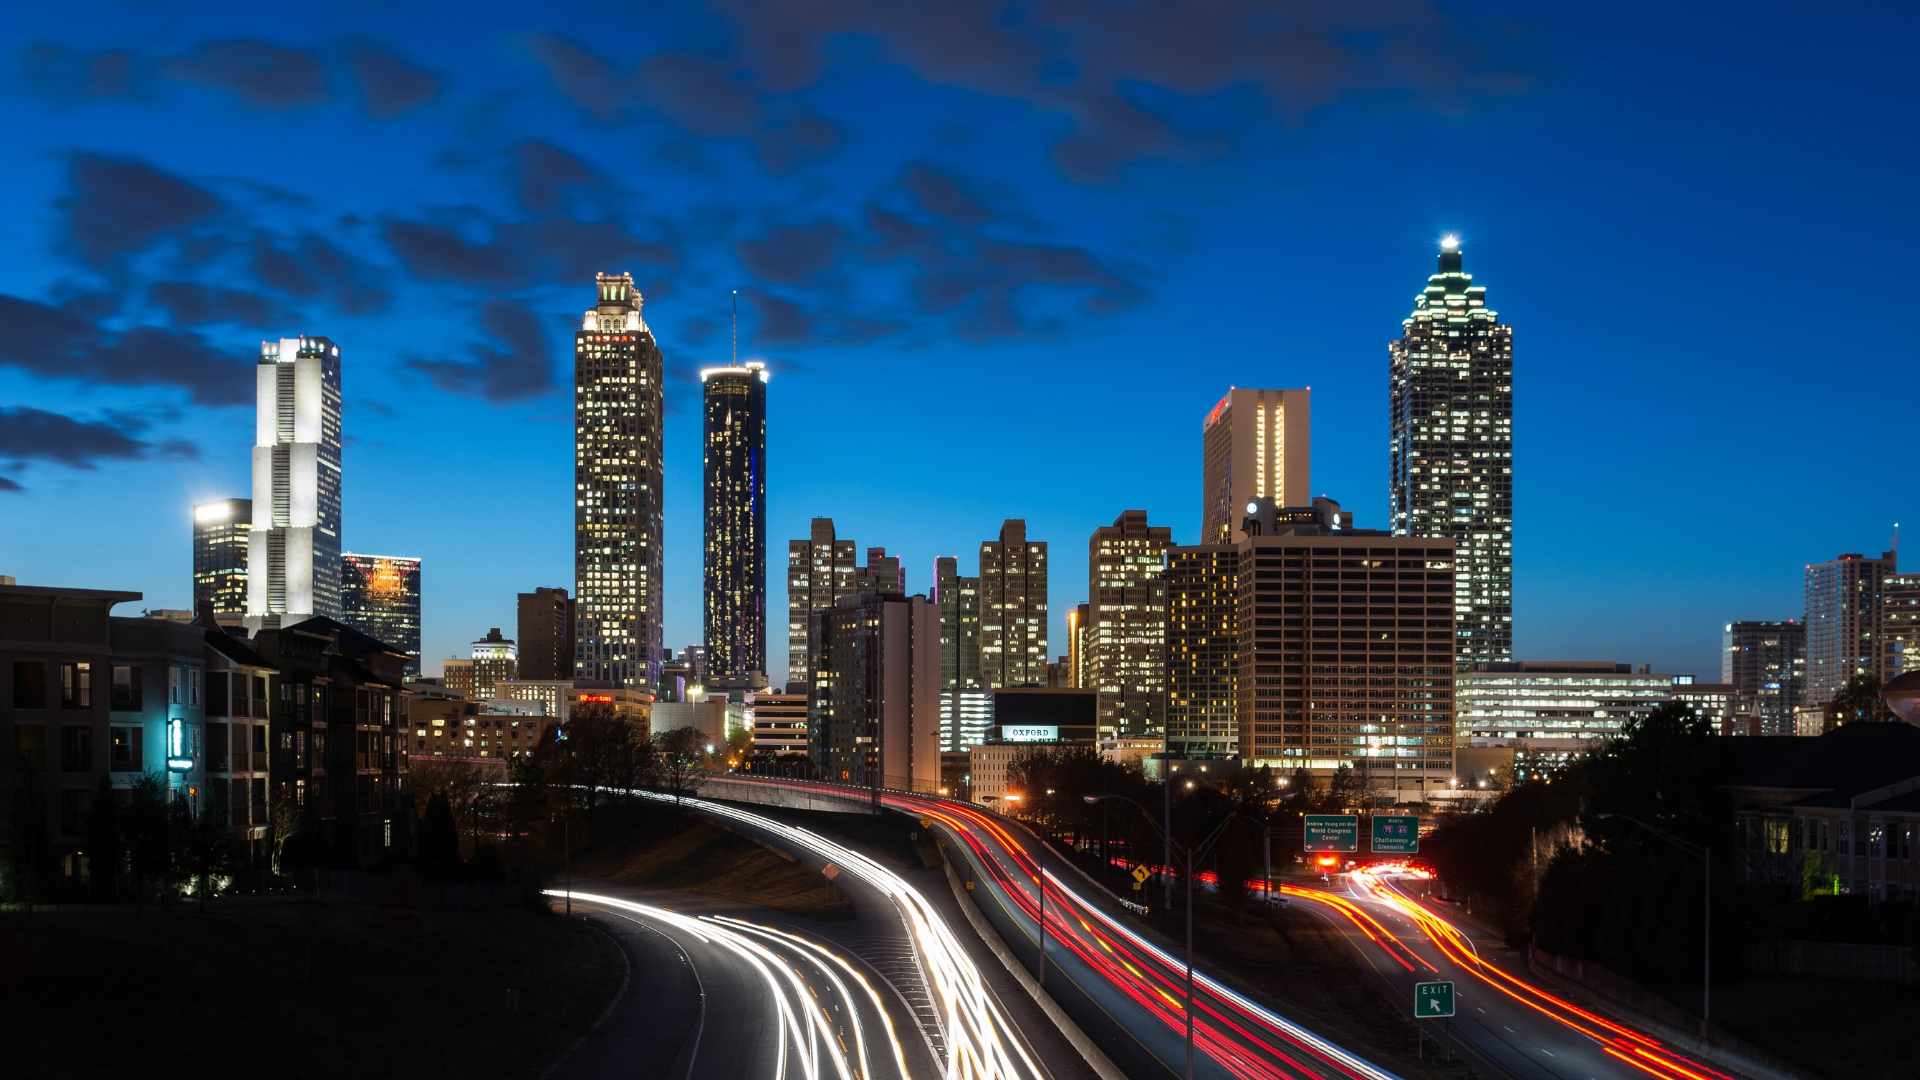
[732,290,738,365]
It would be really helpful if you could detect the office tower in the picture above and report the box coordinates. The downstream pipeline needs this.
[192,498,251,619]
[680,644,709,684]
[747,689,809,756]
[980,519,1048,688]
[1069,602,1090,689]
[1885,575,1920,680]
[787,518,855,685]
[702,361,768,687]
[517,587,576,681]
[856,547,905,593]
[1234,497,1457,796]
[1804,550,1897,708]
[1461,661,1666,777]
[1165,543,1239,757]
[1722,620,1806,736]
[340,553,422,675]
[1085,510,1173,738]
[1388,239,1513,670]
[470,628,519,700]
[934,556,988,751]
[442,658,476,700]
[575,272,665,689]
[807,592,940,791]
[246,335,343,626]
[1201,389,1310,544]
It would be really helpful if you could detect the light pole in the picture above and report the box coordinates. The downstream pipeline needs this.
[1598,813,1711,1025]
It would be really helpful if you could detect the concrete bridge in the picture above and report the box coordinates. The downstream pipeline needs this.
[689,773,899,815]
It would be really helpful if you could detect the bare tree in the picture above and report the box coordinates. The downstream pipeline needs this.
[653,727,705,809]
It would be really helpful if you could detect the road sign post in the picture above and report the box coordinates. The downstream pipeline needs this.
[1371,814,1419,855]
[1415,980,1455,1061]
[1303,815,1360,853]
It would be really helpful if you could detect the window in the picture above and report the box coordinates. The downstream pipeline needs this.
[60,788,92,837]
[60,725,92,772]
[207,671,229,716]
[111,666,142,711]
[109,726,141,771]
[188,669,201,706]
[169,666,182,705]
[60,662,92,709]
[12,661,47,709]
[15,725,48,769]
[252,675,268,718]
[296,730,306,767]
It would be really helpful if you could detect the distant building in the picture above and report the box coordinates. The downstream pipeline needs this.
[980,520,1048,688]
[575,272,665,690]
[1069,602,1090,689]
[702,361,768,688]
[1671,679,1739,734]
[1234,497,1458,799]
[246,336,343,627]
[808,592,941,792]
[1723,620,1806,736]
[1165,543,1239,758]
[517,587,575,681]
[1389,240,1513,671]
[856,547,906,593]
[469,628,518,701]
[653,694,743,750]
[1200,388,1310,544]
[933,557,987,751]
[1884,575,1920,680]
[340,553,421,676]
[441,659,474,701]
[496,679,572,721]
[748,690,809,756]
[1463,661,1673,778]
[193,498,252,621]
[1085,511,1173,738]
[988,687,1097,744]
[786,517,855,685]
[1804,550,1898,709]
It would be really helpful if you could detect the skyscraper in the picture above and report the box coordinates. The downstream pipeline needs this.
[517,587,575,681]
[470,628,519,701]
[1389,239,1513,670]
[1886,575,1920,680]
[934,556,988,751]
[702,361,768,687]
[980,520,1048,689]
[787,518,855,686]
[807,592,941,791]
[575,273,665,689]
[1165,543,1238,758]
[1722,620,1805,736]
[341,553,422,675]
[856,547,905,593]
[1201,389,1310,544]
[192,498,251,620]
[1804,550,1897,709]
[246,335,342,627]
[1085,510,1173,738]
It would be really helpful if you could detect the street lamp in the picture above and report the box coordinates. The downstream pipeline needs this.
[1597,813,1711,1025]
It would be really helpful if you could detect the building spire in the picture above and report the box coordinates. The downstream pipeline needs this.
[1439,234,1463,274]
[732,289,738,365]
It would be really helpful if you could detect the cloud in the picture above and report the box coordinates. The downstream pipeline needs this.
[58,153,222,269]
[0,474,22,493]
[18,42,141,103]
[0,294,251,405]
[250,233,390,315]
[383,210,676,289]
[512,140,605,215]
[150,281,281,327]
[0,406,195,473]
[735,222,847,285]
[161,40,328,110]
[383,217,526,288]
[407,298,555,402]
[345,41,439,118]
[739,287,814,344]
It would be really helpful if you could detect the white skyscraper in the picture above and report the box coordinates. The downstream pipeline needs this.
[246,335,343,626]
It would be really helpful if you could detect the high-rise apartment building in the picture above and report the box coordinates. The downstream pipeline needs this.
[1165,543,1238,757]
[702,361,768,687]
[980,519,1048,689]
[807,592,941,791]
[1804,550,1897,709]
[856,547,905,593]
[340,554,421,675]
[575,272,665,689]
[1085,510,1173,737]
[787,518,855,686]
[470,628,519,701]
[1722,620,1805,736]
[246,336,343,627]
[192,498,251,620]
[1233,497,1457,798]
[1884,575,1920,680]
[517,587,575,681]
[1389,240,1513,670]
[1201,389,1310,544]
[934,556,988,751]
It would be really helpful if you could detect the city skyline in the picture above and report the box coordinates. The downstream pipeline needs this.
[1,5,1915,684]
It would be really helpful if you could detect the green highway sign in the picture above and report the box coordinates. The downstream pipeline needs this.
[1415,980,1455,1018]
[1304,815,1360,852]
[1372,814,1419,854]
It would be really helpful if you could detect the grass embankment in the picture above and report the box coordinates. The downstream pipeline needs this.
[1657,975,1919,1080]
[571,809,855,919]
[0,896,622,1080]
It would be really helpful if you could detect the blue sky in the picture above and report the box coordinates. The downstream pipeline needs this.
[0,1,1913,682]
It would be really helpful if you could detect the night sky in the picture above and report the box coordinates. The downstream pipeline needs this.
[1,2,1913,682]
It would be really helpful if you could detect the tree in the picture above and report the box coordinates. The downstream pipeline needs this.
[654,727,705,809]
[1215,816,1254,920]
[182,784,233,909]
[1825,672,1893,729]
[563,703,644,810]
[268,791,302,877]
[84,773,123,902]
[419,792,461,875]
[123,773,172,909]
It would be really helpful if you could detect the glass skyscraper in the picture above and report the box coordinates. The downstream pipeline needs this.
[701,361,768,687]
[1201,388,1310,544]
[1389,240,1513,670]
[786,517,854,687]
[246,336,342,626]
[341,553,422,675]
[1804,550,1897,709]
[192,497,251,619]
[934,555,988,750]
[574,273,665,690]
[979,519,1048,689]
